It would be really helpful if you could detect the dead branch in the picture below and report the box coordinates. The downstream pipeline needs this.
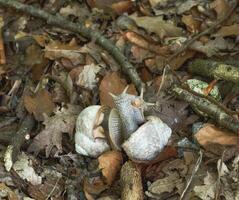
[4,114,35,171]
[0,0,143,91]
[173,86,239,134]
[188,59,239,84]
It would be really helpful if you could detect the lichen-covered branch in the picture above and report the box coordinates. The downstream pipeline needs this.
[0,0,143,91]
[173,86,239,134]
[188,59,239,84]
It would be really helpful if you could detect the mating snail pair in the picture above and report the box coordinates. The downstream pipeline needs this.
[74,87,172,161]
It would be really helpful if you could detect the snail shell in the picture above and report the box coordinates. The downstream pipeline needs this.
[75,105,110,157]
[122,116,172,161]
[111,91,144,139]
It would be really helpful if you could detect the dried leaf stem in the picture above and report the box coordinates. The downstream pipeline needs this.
[0,0,143,91]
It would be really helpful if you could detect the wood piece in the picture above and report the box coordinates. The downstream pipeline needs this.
[188,59,239,84]
[173,86,239,134]
[120,161,143,200]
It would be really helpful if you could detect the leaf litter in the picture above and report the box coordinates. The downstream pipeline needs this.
[0,0,239,199]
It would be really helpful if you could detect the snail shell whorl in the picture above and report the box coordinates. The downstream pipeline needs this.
[75,105,110,157]
[112,93,144,139]
[122,116,172,161]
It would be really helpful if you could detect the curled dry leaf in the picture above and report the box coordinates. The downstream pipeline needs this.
[194,123,239,146]
[129,14,183,39]
[24,90,55,121]
[98,151,123,185]
[125,31,171,55]
[99,72,137,108]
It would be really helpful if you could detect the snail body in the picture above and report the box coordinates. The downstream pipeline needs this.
[111,92,144,139]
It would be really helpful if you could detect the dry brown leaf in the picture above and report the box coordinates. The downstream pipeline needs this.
[24,90,54,121]
[24,44,49,81]
[27,104,81,157]
[145,50,195,72]
[98,151,123,185]
[99,72,137,108]
[215,24,239,37]
[129,14,183,39]
[194,123,239,146]
[44,39,84,66]
[0,17,6,65]
[125,31,171,55]
[210,0,229,19]
[111,1,133,14]
[84,176,108,196]
[131,45,154,63]
[182,14,201,33]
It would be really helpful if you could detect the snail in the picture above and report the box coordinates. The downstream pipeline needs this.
[75,87,172,161]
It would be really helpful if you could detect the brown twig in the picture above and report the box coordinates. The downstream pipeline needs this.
[0,0,144,91]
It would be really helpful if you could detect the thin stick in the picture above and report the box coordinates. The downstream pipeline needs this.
[0,0,144,91]
[180,150,203,200]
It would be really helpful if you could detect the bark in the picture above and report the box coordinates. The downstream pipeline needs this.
[173,86,239,134]
[188,59,239,84]
[120,161,144,200]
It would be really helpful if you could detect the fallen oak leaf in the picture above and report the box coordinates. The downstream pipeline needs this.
[194,123,239,146]
[24,90,54,121]
[98,151,123,185]
[27,104,81,157]
[129,14,183,39]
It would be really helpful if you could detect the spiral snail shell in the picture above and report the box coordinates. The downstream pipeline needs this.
[75,105,110,157]
[122,116,172,161]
